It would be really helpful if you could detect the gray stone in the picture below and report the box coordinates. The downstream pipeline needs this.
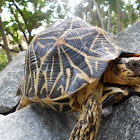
[0,51,25,113]
[0,114,5,121]
[117,21,140,53]
[102,105,113,117]
[0,103,76,140]
[97,96,140,140]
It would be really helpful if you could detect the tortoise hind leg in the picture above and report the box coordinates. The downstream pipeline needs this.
[69,94,102,140]
[16,96,33,110]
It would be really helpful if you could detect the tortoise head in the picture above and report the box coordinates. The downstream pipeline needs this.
[114,56,140,85]
[103,55,140,85]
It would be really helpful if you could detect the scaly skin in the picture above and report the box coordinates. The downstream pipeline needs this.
[69,94,102,140]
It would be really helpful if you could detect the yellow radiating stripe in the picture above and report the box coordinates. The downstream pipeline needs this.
[38,36,58,40]
[65,36,81,40]
[65,68,71,92]
[59,104,64,112]
[89,32,100,51]
[65,42,87,57]
[80,31,94,38]
[64,30,116,61]
[88,49,101,55]
[30,44,40,96]
[72,74,78,86]
[34,70,40,96]
[30,34,40,44]
[40,48,53,66]
[49,67,63,96]
[57,18,74,38]
[57,85,64,94]
[45,42,54,46]
[26,73,31,95]
[40,68,49,95]
[58,47,63,70]
[103,33,120,55]
[44,65,48,89]
[37,41,45,49]
[65,32,95,40]
[47,104,57,111]
[33,71,36,94]
[49,47,63,95]
[28,87,32,95]
[61,46,89,82]
[101,40,112,55]
[70,18,74,29]
[59,29,72,38]
[43,65,48,94]
[85,58,93,75]
[50,55,54,81]
[40,83,47,95]
[95,61,98,72]
[65,42,111,60]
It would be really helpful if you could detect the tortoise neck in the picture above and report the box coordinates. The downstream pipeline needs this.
[103,62,126,85]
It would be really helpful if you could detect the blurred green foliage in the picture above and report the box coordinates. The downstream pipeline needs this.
[0,49,17,71]
[0,50,9,71]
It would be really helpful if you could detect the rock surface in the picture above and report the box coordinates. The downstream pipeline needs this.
[97,96,140,140]
[0,114,4,120]
[0,104,75,140]
[117,21,140,53]
[0,51,25,113]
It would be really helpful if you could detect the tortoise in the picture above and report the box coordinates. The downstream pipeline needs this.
[17,17,140,140]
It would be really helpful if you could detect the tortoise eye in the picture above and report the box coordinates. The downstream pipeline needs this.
[128,60,140,69]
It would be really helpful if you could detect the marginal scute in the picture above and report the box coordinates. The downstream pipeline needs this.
[88,77,96,84]
[31,34,40,44]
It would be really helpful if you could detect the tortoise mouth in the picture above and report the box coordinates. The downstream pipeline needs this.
[132,75,140,78]
[124,74,140,78]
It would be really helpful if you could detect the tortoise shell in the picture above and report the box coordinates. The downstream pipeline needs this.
[17,17,123,102]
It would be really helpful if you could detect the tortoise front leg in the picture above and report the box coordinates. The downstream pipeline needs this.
[102,84,134,107]
[69,94,102,140]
